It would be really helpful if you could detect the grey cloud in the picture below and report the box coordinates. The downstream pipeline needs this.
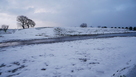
[0,0,136,28]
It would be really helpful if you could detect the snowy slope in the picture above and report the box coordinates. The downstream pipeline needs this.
[0,27,131,42]
[0,28,54,42]
[0,37,136,77]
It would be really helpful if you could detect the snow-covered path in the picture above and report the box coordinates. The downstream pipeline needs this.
[0,37,136,77]
[1,32,136,48]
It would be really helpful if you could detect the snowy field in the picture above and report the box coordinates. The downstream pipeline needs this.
[0,27,131,42]
[0,37,136,77]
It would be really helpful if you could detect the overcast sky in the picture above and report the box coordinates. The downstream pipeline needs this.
[0,0,136,29]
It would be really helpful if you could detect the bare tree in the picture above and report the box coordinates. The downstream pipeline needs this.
[17,15,28,29]
[17,15,36,29]
[1,25,9,32]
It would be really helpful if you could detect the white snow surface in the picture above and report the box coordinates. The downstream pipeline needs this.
[0,37,136,77]
[0,27,131,42]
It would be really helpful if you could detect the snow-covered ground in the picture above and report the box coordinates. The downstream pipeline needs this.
[0,27,131,42]
[0,37,136,77]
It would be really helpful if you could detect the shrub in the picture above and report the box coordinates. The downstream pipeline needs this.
[80,23,87,28]
[54,27,66,36]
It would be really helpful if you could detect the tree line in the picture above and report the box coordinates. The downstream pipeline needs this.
[110,26,136,31]
[98,26,136,30]
[80,23,136,31]
[100,26,136,31]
